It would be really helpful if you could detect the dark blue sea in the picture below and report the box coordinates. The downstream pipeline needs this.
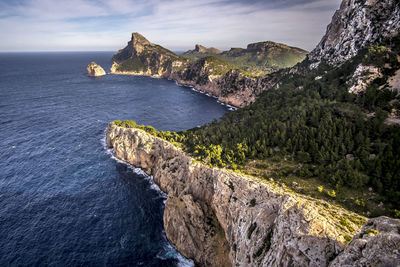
[0,52,228,266]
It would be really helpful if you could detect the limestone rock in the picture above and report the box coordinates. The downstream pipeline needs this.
[86,62,106,77]
[307,0,400,68]
[348,64,383,94]
[104,123,399,267]
[330,216,400,267]
[110,32,179,77]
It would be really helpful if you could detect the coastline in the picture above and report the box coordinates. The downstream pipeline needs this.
[104,122,400,267]
[109,70,239,110]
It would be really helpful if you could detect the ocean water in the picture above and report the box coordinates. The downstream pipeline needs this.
[0,52,228,266]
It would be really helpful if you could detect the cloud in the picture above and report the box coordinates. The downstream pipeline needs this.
[0,0,342,52]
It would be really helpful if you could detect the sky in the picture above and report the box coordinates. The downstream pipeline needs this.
[0,0,342,52]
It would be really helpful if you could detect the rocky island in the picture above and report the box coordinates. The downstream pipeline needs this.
[87,62,106,77]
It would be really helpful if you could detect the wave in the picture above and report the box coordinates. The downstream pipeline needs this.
[100,133,166,198]
[156,232,194,267]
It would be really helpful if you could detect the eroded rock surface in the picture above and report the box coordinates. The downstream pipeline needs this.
[330,216,400,267]
[307,0,400,68]
[348,64,383,94]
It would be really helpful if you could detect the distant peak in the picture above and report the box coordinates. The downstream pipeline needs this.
[193,44,222,54]
[194,44,206,52]
[131,32,151,45]
[247,41,288,51]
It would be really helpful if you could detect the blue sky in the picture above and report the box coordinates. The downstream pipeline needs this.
[0,0,342,52]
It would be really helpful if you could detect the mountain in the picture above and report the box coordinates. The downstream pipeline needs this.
[219,41,308,73]
[307,0,400,68]
[182,41,308,75]
[183,44,223,56]
[111,32,182,76]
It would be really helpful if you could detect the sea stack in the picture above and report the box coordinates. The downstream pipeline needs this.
[87,62,106,77]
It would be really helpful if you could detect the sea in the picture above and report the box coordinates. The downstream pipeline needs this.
[0,52,229,266]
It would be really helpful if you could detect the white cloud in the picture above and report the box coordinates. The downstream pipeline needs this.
[0,0,342,52]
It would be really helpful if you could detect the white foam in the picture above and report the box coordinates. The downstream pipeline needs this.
[100,133,166,197]
[103,133,192,266]
[156,240,194,267]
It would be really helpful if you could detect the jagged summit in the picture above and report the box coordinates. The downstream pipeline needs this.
[130,32,152,52]
[184,44,223,55]
[112,32,178,67]
[307,0,400,68]
[112,32,155,62]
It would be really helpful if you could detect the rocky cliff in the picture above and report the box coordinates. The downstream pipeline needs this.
[307,0,400,69]
[110,32,183,77]
[86,62,106,77]
[105,122,400,266]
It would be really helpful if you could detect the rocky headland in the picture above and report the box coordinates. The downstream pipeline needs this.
[109,33,307,107]
[106,123,400,266]
[87,62,106,77]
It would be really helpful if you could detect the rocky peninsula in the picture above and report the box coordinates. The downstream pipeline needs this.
[106,122,400,266]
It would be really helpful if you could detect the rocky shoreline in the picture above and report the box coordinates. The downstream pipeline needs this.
[105,122,400,266]
[110,63,253,108]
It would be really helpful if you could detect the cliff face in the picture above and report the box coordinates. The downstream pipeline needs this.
[307,0,400,68]
[110,32,183,77]
[86,62,106,77]
[105,123,400,266]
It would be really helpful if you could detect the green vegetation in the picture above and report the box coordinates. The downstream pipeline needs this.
[117,56,146,72]
[113,120,185,146]
[362,229,380,237]
[182,42,308,76]
[200,56,240,76]
[176,35,400,216]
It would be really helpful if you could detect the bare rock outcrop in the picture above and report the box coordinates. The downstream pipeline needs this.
[330,216,400,266]
[110,32,181,77]
[348,64,383,94]
[307,0,400,68]
[86,62,106,77]
[105,123,399,266]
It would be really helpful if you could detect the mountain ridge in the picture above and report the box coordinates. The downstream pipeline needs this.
[110,35,308,106]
